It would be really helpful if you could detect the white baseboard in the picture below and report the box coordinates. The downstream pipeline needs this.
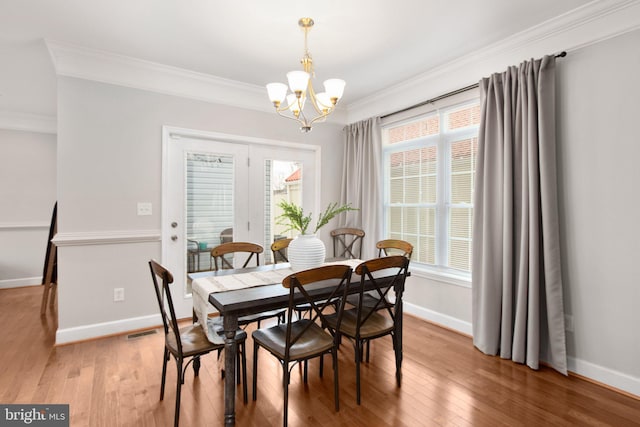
[0,277,42,289]
[568,356,640,398]
[404,301,473,336]
[56,314,162,345]
[405,302,639,398]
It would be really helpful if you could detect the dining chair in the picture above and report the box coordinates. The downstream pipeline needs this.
[345,239,412,324]
[376,239,413,258]
[210,242,286,328]
[148,260,248,427]
[331,227,365,259]
[326,255,410,405]
[252,264,352,427]
[210,241,263,270]
[271,237,293,264]
[220,227,233,244]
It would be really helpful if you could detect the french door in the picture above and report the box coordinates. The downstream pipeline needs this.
[162,127,318,317]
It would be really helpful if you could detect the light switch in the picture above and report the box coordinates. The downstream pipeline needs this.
[137,202,152,216]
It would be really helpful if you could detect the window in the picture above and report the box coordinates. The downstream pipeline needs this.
[263,160,302,264]
[382,100,479,275]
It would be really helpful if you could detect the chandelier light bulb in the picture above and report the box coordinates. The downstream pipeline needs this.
[287,71,310,95]
[324,79,346,104]
[266,83,288,106]
[286,93,305,116]
[315,92,332,112]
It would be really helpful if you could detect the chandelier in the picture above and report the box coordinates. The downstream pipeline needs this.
[266,18,346,133]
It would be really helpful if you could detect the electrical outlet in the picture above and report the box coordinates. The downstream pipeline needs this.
[114,287,125,302]
[137,202,152,216]
[564,314,574,332]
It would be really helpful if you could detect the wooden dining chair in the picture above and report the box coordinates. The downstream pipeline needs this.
[210,242,285,328]
[376,239,413,258]
[252,264,352,427]
[326,255,410,405]
[345,239,412,324]
[271,238,293,264]
[331,227,365,259]
[148,260,248,427]
[210,241,263,270]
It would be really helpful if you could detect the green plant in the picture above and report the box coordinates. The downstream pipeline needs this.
[276,200,357,235]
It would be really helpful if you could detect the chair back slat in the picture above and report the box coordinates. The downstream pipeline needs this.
[376,239,413,259]
[271,238,293,264]
[210,242,263,270]
[148,260,182,354]
[282,265,352,358]
[331,228,365,259]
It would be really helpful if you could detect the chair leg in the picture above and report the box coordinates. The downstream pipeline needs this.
[40,283,51,314]
[217,348,225,379]
[240,342,248,404]
[252,342,259,401]
[193,355,201,377]
[319,354,324,378]
[174,357,183,427]
[236,352,241,385]
[303,360,308,383]
[392,333,401,387]
[366,339,371,363]
[332,349,340,411]
[160,348,169,400]
[355,341,362,405]
[283,365,290,427]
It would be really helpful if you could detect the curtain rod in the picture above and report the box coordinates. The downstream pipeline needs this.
[381,51,567,119]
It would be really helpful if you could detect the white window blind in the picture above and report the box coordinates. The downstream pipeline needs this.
[186,153,234,264]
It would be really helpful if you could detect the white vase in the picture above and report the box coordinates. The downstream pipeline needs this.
[288,233,326,272]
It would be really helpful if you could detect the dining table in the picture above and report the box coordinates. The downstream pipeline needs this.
[189,259,406,426]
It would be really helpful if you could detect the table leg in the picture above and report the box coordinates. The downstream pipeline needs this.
[395,292,404,387]
[223,314,239,426]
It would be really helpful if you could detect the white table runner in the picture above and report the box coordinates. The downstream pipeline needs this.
[191,259,362,343]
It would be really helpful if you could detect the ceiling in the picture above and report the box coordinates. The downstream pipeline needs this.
[0,0,591,118]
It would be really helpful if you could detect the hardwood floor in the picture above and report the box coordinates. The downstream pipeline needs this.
[1,285,639,426]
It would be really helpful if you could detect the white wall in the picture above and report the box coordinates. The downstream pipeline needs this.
[0,129,56,288]
[55,77,344,342]
[556,29,640,393]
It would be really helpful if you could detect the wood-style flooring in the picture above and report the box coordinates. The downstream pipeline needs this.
[1,285,638,426]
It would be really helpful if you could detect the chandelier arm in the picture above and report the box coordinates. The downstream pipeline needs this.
[306,83,328,116]
[308,112,331,126]
[275,109,307,127]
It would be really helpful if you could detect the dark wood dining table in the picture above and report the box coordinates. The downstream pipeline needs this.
[189,261,406,426]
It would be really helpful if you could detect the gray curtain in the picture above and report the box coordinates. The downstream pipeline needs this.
[340,117,382,260]
[472,55,567,374]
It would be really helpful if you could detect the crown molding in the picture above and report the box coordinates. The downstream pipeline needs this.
[46,39,273,114]
[44,39,349,125]
[347,0,640,122]
[0,110,57,134]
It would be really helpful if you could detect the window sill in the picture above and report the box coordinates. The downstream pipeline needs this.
[410,265,471,288]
